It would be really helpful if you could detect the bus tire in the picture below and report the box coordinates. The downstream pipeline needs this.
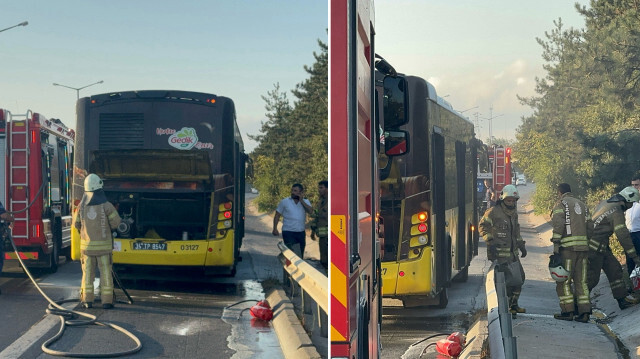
[46,240,60,273]
[453,266,469,283]
[437,288,448,308]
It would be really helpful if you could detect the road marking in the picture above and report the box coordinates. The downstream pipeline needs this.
[0,301,78,359]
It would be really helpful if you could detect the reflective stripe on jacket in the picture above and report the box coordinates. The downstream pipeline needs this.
[74,200,121,256]
[551,193,590,251]
[591,200,638,258]
[479,202,523,261]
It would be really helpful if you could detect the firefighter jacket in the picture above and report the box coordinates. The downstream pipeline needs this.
[311,196,328,237]
[591,200,639,261]
[74,200,121,256]
[479,202,524,261]
[551,192,590,251]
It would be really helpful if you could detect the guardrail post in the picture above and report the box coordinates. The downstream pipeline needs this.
[318,303,328,338]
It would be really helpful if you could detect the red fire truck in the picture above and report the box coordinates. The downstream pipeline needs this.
[1,109,74,273]
[478,145,514,213]
[330,0,409,357]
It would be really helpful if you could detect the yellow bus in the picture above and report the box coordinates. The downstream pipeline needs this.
[71,90,246,277]
[377,74,479,308]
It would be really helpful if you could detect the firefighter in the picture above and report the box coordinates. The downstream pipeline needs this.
[479,184,527,315]
[74,174,121,309]
[550,183,592,322]
[589,186,640,310]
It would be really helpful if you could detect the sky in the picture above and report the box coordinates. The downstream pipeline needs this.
[1,1,327,153]
[374,0,589,143]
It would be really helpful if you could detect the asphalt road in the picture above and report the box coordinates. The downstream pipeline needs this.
[0,193,287,359]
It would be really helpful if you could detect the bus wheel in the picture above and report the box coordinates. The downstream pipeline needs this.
[437,288,448,309]
[46,241,60,273]
[453,266,469,283]
[63,245,72,261]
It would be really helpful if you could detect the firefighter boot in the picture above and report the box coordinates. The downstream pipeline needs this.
[553,312,574,321]
[574,313,590,323]
[509,305,526,314]
[617,294,639,310]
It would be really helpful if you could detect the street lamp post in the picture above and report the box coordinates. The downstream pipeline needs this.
[459,105,479,114]
[53,80,104,100]
[0,21,28,34]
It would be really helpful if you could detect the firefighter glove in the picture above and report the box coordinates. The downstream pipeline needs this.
[519,243,527,258]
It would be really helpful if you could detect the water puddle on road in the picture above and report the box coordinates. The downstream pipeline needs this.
[222,280,284,359]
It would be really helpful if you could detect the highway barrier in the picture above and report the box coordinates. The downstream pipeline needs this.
[277,241,328,340]
[486,262,518,359]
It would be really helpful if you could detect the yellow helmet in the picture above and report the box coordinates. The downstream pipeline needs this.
[500,184,519,200]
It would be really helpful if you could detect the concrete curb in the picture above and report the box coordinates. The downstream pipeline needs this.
[459,316,488,359]
[267,287,322,359]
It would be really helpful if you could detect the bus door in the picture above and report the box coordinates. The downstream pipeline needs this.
[455,140,467,269]
[431,129,450,290]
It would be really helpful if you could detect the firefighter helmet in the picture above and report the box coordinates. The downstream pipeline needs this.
[500,184,520,200]
[619,186,640,203]
[84,174,103,192]
[549,254,569,282]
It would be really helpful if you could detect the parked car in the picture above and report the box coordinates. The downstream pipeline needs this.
[516,177,527,186]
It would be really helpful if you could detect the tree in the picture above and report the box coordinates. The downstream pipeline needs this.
[250,40,328,212]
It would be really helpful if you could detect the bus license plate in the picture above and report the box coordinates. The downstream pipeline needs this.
[133,242,167,251]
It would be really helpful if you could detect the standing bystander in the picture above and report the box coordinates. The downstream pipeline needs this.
[272,183,313,259]
[625,174,640,275]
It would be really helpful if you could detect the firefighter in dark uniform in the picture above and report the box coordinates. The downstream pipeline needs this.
[311,180,328,271]
[550,183,592,322]
[589,186,640,310]
[479,184,527,315]
[74,174,121,309]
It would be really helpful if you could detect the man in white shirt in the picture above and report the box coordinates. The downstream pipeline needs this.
[625,175,640,275]
[272,183,313,258]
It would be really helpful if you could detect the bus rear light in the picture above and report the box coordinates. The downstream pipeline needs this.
[223,211,232,219]
[411,211,429,224]
[399,271,405,277]
[207,98,216,104]
[208,247,212,252]
[218,202,232,211]
[410,222,429,236]
[223,220,232,228]
[413,249,420,255]
[410,235,430,248]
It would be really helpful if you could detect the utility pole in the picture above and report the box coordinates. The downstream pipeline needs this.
[481,105,503,144]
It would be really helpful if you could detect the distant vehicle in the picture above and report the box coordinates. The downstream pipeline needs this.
[516,177,527,186]
[251,188,258,194]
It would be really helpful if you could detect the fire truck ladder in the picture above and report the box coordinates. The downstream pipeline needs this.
[8,111,32,241]
[494,148,506,189]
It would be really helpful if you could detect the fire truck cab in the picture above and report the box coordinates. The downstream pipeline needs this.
[2,110,74,273]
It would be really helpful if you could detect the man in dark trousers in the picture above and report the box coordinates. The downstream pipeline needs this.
[272,183,312,258]
[311,180,328,271]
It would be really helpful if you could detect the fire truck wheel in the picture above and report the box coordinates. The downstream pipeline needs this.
[437,288,448,309]
[46,241,60,273]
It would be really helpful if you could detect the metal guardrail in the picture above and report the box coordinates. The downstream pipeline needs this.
[277,241,328,339]
[485,262,518,359]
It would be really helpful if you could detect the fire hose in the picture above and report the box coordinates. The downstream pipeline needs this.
[4,180,142,357]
